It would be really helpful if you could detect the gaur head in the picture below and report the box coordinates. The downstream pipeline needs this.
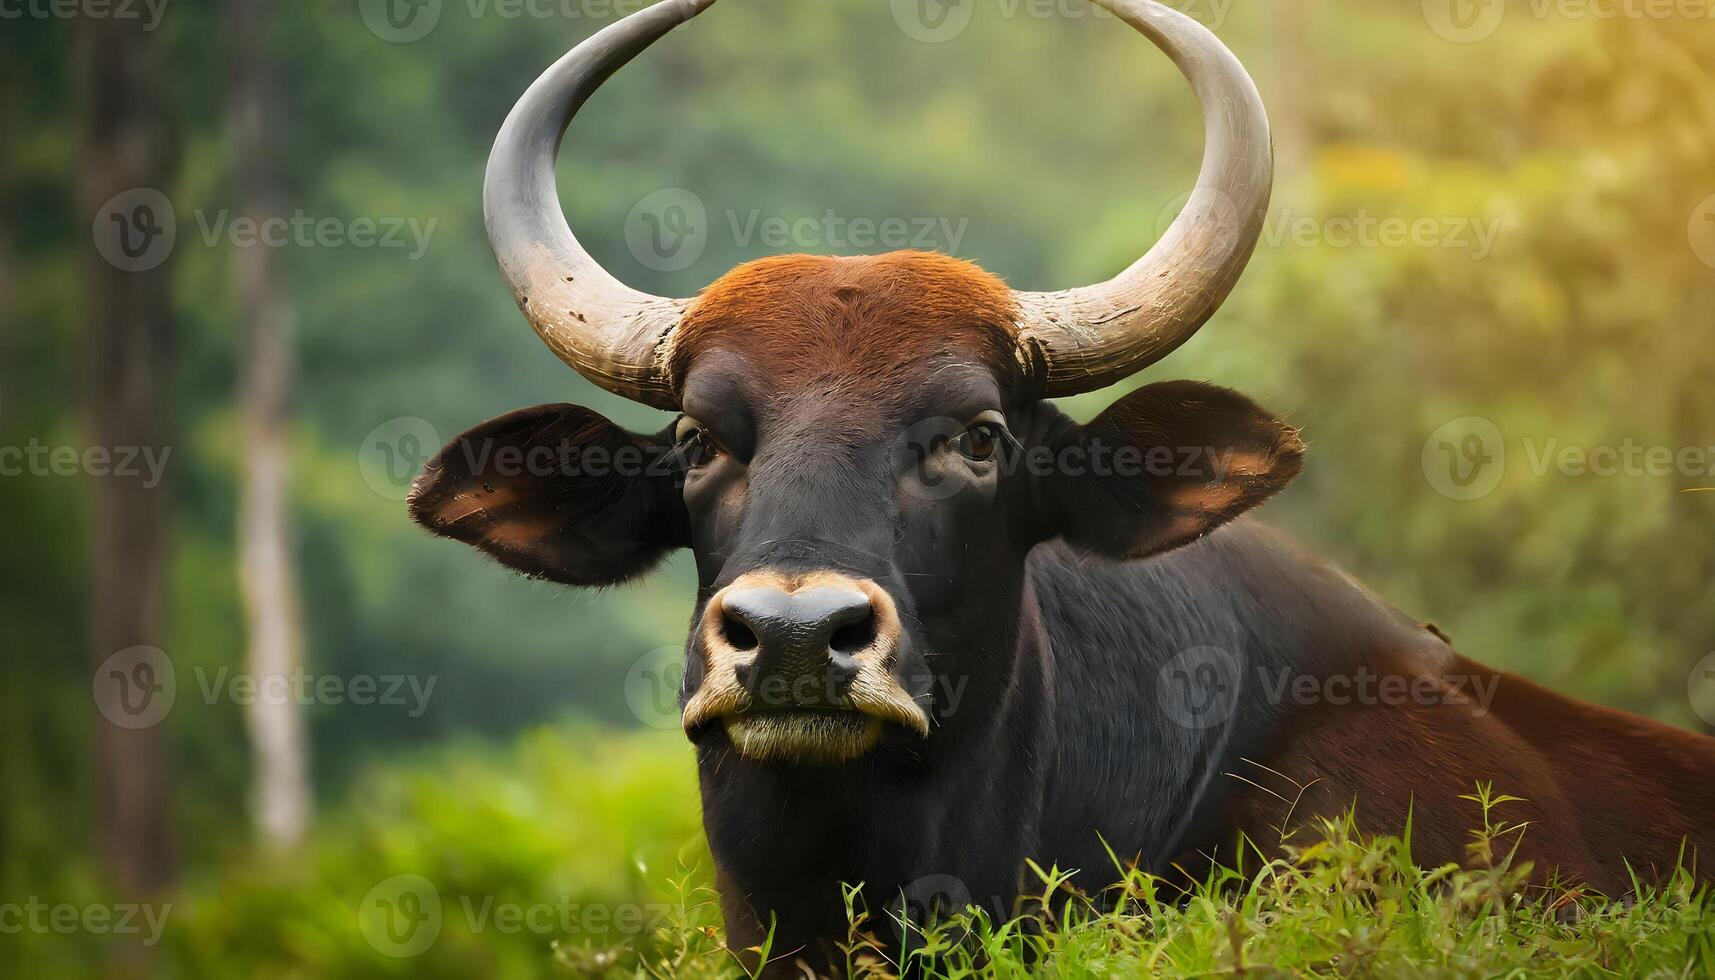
[410,0,1302,765]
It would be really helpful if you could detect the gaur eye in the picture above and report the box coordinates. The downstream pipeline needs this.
[675,417,721,468]
[955,423,1003,463]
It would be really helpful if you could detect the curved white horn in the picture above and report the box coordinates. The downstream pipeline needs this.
[484,0,719,409]
[1013,0,1273,396]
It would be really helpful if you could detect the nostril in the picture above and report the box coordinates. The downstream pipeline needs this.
[721,614,759,652]
[829,615,876,655]
[718,583,880,664]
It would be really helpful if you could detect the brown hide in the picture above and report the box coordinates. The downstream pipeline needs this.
[1226,654,1715,895]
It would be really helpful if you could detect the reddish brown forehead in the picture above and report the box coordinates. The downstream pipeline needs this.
[669,251,1025,399]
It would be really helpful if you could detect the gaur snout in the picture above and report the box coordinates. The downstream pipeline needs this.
[682,571,927,763]
[719,583,876,706]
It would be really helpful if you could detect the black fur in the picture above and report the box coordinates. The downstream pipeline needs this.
[412,380,1357,973]
[700,520,1442,966]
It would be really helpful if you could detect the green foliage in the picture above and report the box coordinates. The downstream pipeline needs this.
[154,727,708,979]
[17,727,1712,978]
[4,0,1715,973]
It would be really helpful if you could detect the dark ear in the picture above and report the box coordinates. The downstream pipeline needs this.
[408,404,688,586]
[1045,381,1303,560]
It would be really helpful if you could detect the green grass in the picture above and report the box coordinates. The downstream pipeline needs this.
[600,784,1715,978]
[27,727,1713,978]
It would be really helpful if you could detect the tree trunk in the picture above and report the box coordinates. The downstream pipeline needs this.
[230,0,311,848]
[77,14,178,898]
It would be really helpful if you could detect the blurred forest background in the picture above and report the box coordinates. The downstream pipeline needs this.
[2,0,1713,974]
